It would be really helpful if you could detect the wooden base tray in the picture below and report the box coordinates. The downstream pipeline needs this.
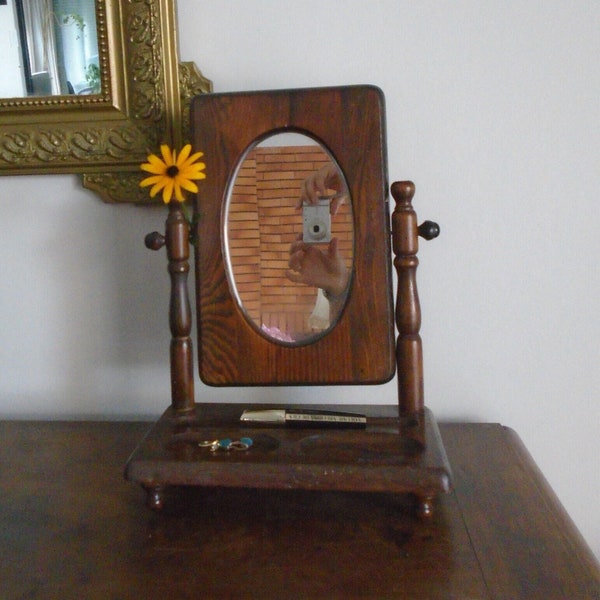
[125,403,452,515]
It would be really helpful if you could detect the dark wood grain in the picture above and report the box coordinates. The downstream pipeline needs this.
[1,419,598,599]
[190,86,395,386]
[443,423,600,600]
[125,403,451,502]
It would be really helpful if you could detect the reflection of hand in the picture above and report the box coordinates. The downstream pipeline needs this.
[298,164,346,215]
[286,236,349,297]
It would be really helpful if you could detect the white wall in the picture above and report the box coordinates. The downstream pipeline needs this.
[0,0,598,558]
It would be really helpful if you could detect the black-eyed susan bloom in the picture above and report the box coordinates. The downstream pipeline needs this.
[140,144,206,203]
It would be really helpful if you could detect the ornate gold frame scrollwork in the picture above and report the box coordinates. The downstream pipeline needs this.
[0,0,212,204]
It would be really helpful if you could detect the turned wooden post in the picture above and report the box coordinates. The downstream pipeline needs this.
[145,203,195,416]
[391,181,439,415]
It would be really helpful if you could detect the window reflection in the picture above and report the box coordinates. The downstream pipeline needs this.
[10,0,99,97]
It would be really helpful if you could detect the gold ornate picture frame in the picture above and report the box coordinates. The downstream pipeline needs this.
[0,0,211,203]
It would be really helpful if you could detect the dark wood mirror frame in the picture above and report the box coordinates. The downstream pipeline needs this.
[125,86,451,517]
[192,86,395,386]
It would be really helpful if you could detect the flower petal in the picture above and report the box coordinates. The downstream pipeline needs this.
[160,145,175,166]
[179,178,199,194]
[162,180,175,203]
[173,182,185,202]
[180,164,206,180]
[140,174,162,188]
[180,151,204,170]
[147,153,165,167]
[140,161,166,175]
[176,144,192,166]
[188,172,207,182]
[152,178,171,196]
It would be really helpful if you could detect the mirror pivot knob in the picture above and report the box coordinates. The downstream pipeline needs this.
[145,231,166,251]
[418,220,440,240]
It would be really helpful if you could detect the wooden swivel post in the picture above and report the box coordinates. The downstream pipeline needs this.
[145,202,195,418]
[391,181,439,416]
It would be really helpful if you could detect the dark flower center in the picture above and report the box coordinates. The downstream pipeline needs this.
[166,165,179,178]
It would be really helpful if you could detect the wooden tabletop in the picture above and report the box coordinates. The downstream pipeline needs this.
[0,419,598,599]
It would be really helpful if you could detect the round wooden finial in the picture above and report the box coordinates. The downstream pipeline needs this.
[144,231,166,251]
[418,220,440,240]
[390,181,415,203]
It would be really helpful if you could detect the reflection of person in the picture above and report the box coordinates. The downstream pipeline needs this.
[287,163,350,315]
[287,236,349,303]
[297,164,347,214]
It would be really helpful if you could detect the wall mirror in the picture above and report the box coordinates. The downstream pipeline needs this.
[225,131,354,346]
[192,86,396,386]
[0,0,211,203]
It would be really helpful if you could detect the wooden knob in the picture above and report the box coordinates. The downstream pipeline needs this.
[418,220,440,240]
[390,181,415,204]
[144,231,166,250]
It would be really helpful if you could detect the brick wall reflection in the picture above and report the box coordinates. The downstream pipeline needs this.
[228,145,353,339]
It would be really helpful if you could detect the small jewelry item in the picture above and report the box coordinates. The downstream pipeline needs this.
[198,437,253,452]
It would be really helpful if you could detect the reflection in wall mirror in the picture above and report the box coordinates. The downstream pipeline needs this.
[1,0,100,98]
[225,132,354,345]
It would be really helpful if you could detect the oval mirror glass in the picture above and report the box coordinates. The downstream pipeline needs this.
[225,132,354,345]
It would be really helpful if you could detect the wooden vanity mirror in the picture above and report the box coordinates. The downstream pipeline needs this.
[192,86,395,385]
[126,86,451,516]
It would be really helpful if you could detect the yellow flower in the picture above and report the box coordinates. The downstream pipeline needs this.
[140,144,206,203]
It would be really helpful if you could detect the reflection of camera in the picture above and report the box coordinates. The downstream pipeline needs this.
[303,198,331,243]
